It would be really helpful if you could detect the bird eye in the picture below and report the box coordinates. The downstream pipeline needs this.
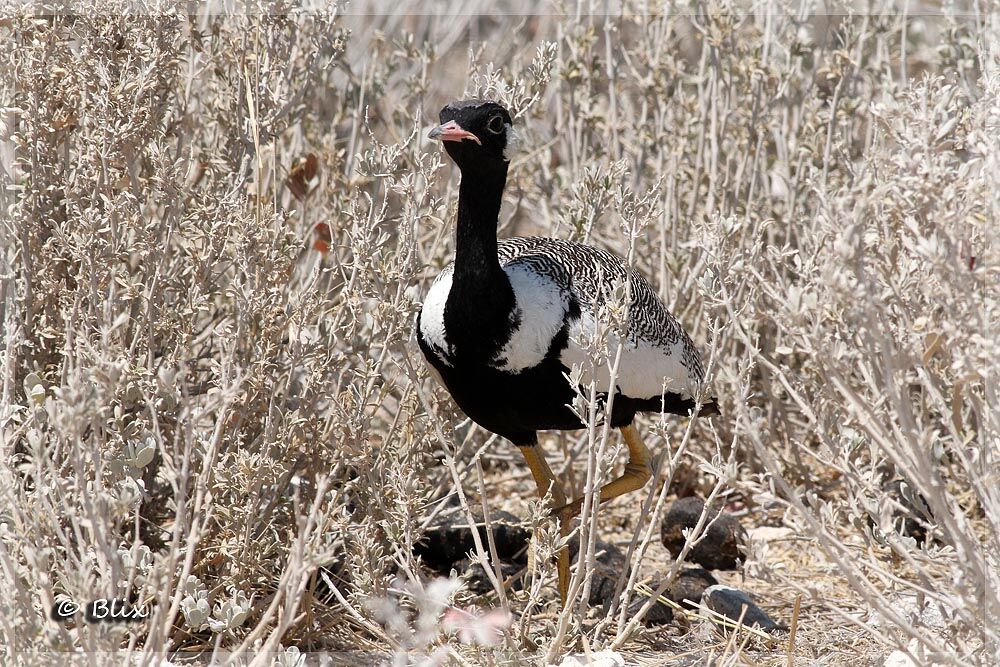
[486,115,505,135]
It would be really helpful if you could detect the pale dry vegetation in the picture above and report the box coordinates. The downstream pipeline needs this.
[0,2,996,665]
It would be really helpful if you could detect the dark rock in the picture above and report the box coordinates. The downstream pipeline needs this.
[415,507,530,573]
[568,540,631,608]
[660,497,746,570]
[587,541,630,608]
[666,566,719,609]
[624,567,716,627]
[450,557,523,595]
[626,594,674,625]
[702,585,786,632]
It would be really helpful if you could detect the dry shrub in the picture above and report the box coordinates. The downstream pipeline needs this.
[0,2,995,665]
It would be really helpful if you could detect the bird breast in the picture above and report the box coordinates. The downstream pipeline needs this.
[490,264,569,372]
[420,260,696,400]
[418,263,569,372]
[419,266,455,366]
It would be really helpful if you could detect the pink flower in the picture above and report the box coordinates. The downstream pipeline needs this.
[442,607,511,646]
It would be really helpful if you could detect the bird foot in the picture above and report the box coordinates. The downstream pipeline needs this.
[551,506,574,606]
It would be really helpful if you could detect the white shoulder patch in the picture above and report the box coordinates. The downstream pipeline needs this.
[492,263,567,373]
[560,308,694,400]
[420,267,454,366]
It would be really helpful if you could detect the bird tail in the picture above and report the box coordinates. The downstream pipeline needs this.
[695,398,721,416]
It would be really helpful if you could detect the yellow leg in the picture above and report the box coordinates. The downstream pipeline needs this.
[553,424,652,520]
[518,445,572,606]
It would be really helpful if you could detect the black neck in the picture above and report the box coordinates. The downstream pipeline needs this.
[453,163,507,282]
[445,161,514,358]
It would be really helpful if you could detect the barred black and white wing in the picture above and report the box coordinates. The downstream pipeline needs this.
[496,237,712,405]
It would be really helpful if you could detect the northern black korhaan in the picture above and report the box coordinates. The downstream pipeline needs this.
[418,99,719,606]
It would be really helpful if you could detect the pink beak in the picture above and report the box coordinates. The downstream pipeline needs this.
[428,120,482,145]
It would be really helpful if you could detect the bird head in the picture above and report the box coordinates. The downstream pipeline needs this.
[428,100,518,171]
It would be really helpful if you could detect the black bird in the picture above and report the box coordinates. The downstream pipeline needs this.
[419,99,718,604]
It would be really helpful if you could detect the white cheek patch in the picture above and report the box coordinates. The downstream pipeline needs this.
[503,123,521,162]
